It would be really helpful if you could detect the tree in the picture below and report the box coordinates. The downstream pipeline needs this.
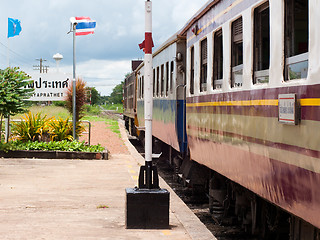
[109,81,124,104]
[90,87,101,105]
[0,67,34,140]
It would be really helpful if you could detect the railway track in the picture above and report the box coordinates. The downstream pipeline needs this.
[129,137,258,240]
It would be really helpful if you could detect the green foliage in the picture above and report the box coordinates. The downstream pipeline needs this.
[102,103,123,113]
[105,118,121,138]
[108,81,123,104]
[12,112,85,142]
[0,140,104,153]
[48,117,74,141]
[0,67,34,118]
[14,105,71,120]
[11,112,51,142]
[89,87,101,105]
[52,101,66,107]
[85,105,102,116]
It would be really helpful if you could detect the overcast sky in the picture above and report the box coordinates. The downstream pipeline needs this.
[0,0,208,96]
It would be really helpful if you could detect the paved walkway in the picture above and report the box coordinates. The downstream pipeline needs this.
[0,121,216,240]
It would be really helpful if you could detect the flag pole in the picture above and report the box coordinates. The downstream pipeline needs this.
[72,22,77,140]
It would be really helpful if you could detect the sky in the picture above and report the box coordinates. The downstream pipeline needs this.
[0,0,208,96]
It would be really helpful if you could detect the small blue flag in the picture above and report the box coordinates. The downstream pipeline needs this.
[8,18,22,38]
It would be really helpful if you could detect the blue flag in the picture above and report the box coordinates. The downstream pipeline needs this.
[8,18,22,38]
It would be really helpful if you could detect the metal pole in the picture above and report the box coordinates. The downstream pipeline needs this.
[72,23,77,140]
[144,0,153,189]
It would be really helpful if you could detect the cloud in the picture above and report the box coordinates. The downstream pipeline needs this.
[0,0,208,96]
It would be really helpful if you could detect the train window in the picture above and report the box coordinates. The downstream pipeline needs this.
[138,77,141,99]
[170,61,174,93]
[161,64,164,96]
[156,66,160,97]
[166,62,169,96]
[231,17,243,88]
[213,29,223,89]
[200,38,208,92]
[190,46,195,94]
[253,2,270,84]
[153,68,155,97]
[142,76,144,99]
[285,0,308,80]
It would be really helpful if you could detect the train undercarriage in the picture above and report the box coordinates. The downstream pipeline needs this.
[126,123,320,240]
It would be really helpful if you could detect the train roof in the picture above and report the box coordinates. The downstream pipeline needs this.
[179,0,220,37]
[134,0,218,72]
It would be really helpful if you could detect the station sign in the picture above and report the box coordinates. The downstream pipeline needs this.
[25,72,72,101]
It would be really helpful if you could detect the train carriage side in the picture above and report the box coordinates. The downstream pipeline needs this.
[136,35,187,154]
[123,71,137,136]
[181,0,320,236]
[123,60,143,137]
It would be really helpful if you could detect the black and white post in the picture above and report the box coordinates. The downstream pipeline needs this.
[144,0,153,189]
[125,0,170,229]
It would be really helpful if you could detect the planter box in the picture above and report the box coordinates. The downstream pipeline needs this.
[0,149,108,160]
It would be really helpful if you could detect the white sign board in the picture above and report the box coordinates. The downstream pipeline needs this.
[278,94,297,125]
[25,73,72,101]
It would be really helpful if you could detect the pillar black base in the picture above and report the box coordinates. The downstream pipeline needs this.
[125,188,170,229]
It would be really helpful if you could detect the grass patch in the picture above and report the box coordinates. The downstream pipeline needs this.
[13,105,71,120]
[82,115,106,122]
[105,118,121,138]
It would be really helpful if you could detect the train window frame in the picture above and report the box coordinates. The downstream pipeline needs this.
[166,62,169,96]
[231,17,243,88]
[213,28,223,90]
[284,0,309,81]
[170,61,174,93]
[138,76,141,99]
[200,38,208,92]
[141,76,144,99]
[161,64,164,96]
[253,1,270,85]
[156,66,160,97]
[153,68,155,97]
[190,46,195,95]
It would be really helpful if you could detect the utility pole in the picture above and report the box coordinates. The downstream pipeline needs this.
[33,58,49,73]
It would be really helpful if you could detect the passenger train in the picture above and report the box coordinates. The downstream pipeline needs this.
[123,0,320,239]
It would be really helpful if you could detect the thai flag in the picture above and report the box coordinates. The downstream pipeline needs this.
[70,17,96,36]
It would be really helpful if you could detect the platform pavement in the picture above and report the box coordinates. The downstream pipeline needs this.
[0,121,216,240]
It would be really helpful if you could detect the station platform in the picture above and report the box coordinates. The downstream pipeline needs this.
[0,121,216,240]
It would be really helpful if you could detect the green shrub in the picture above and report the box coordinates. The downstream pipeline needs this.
[0,140,104,153]
[49,117,73,141]
[11,112,51,142]
[85,105,101,115]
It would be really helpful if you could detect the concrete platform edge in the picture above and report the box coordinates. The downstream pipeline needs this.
[119,120,217,240]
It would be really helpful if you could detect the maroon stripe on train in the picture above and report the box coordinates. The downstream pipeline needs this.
[187,125,320,159]
[188,134,320,229]
[186,84,320,121]
[186,84,320,103]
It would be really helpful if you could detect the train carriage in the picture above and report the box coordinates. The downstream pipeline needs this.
[123,60,142,137]
[181,0,320,237]
[136,32,187,154]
